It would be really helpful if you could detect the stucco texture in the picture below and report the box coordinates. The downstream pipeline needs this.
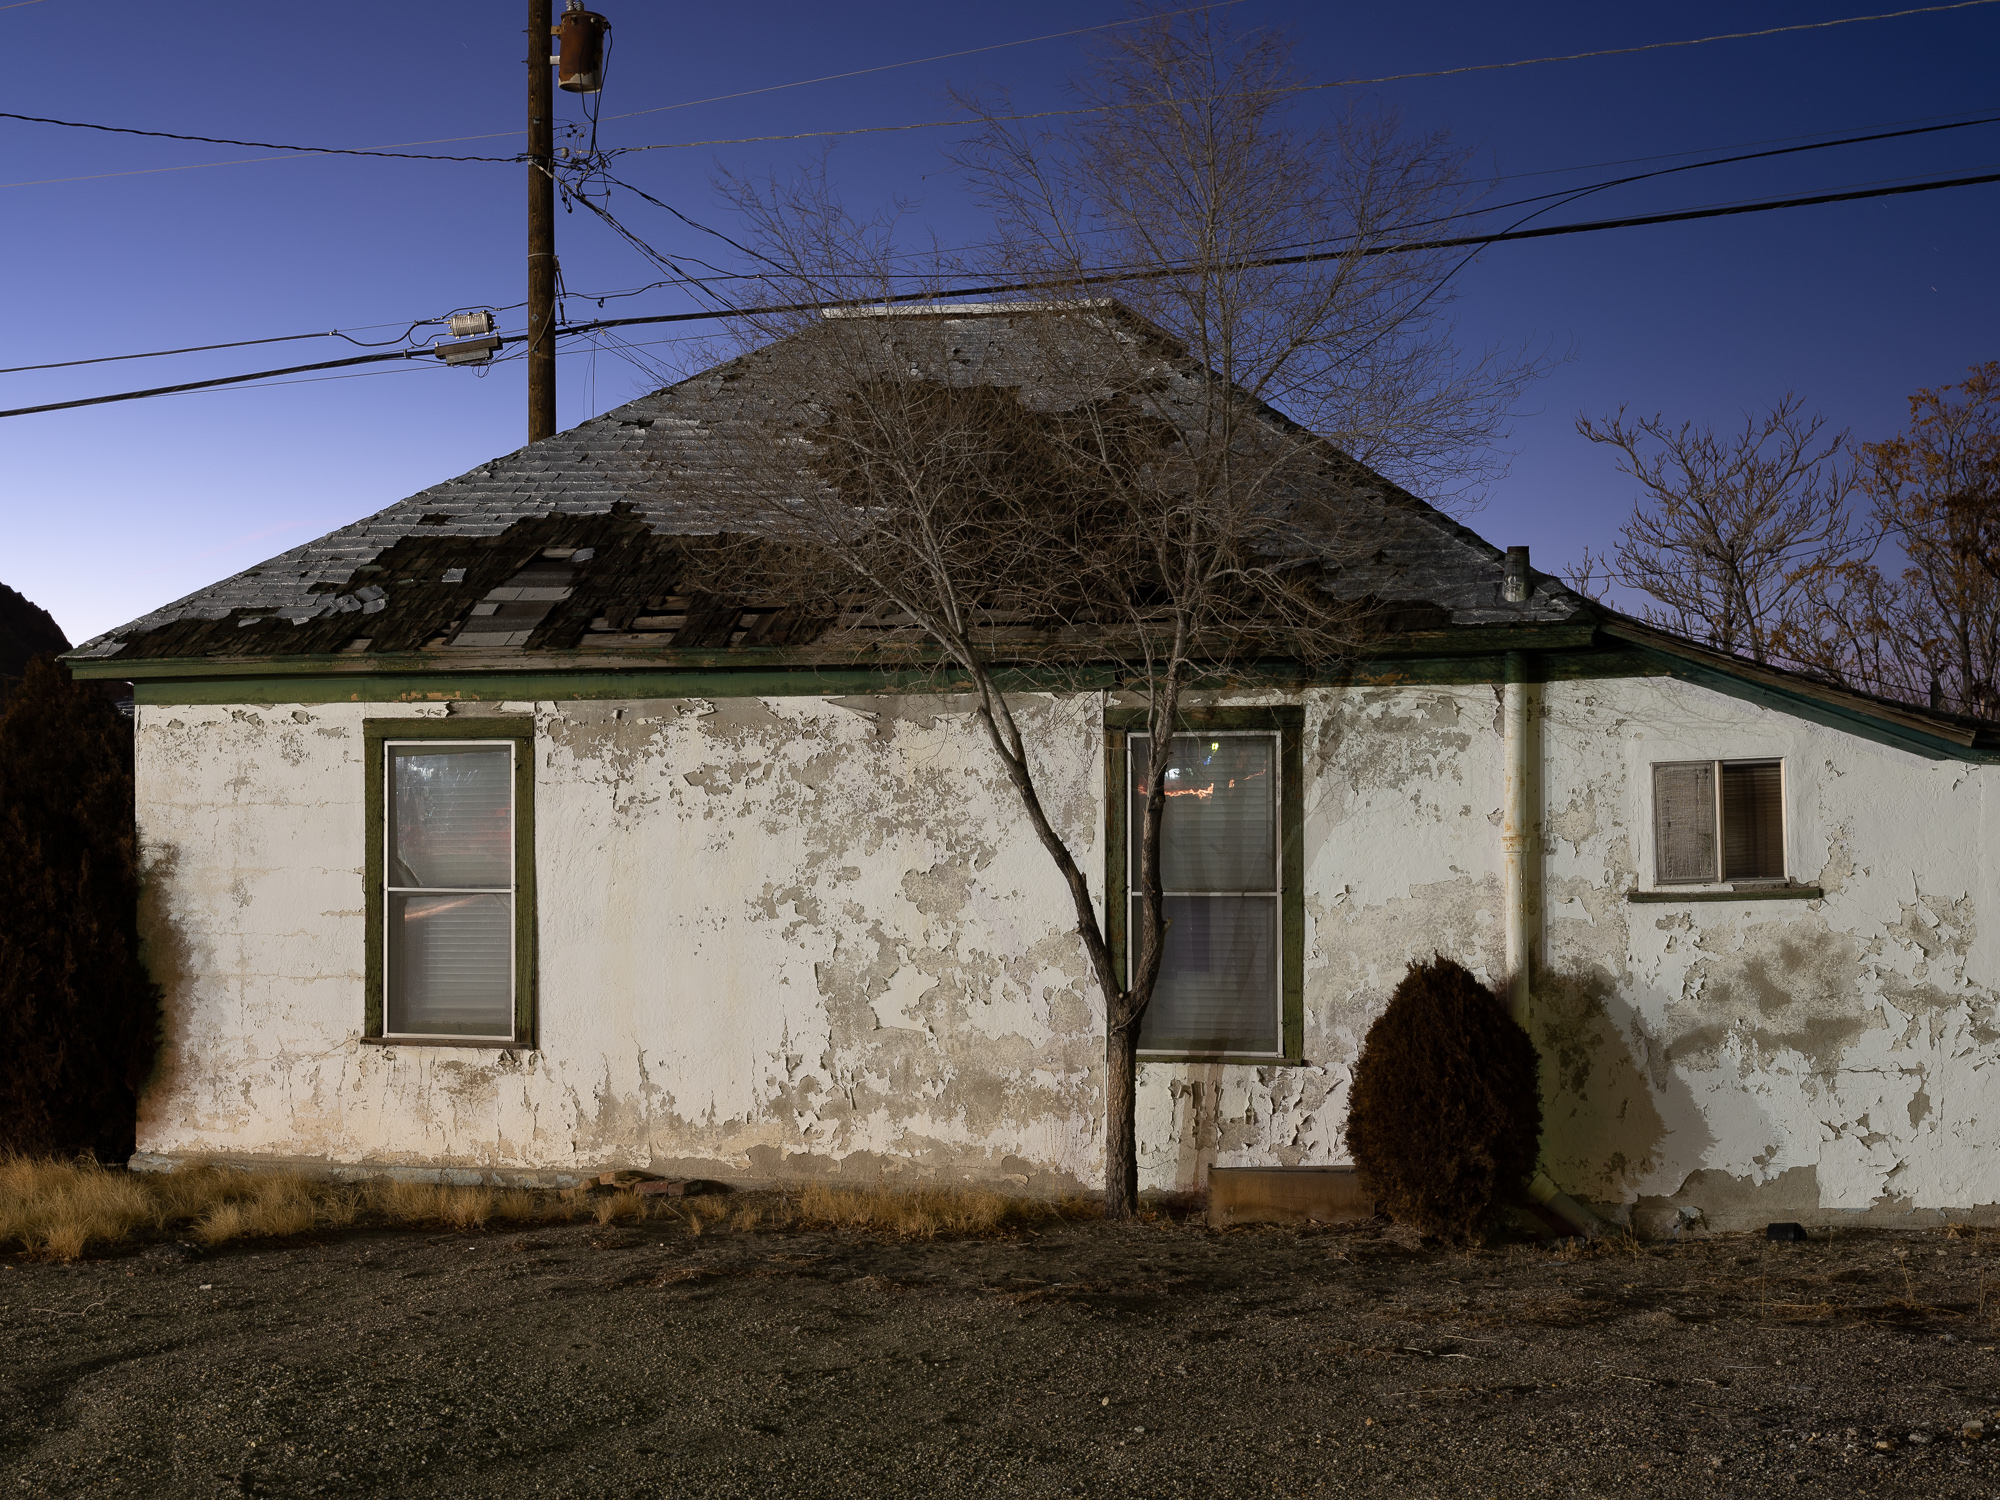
[131,675,2000,1228]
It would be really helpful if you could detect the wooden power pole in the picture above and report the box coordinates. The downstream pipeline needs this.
[527,0,556,442]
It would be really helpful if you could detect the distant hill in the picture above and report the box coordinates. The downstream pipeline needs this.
[0,583,71,703]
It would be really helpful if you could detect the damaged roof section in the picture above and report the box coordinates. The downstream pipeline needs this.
[70,303,1582,666]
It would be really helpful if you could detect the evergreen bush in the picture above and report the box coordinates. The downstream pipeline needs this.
[1344,955,1541,1241]
[0,655,159,1158]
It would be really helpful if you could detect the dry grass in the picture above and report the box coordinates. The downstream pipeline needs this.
[655,1182,1092,1239]
[2,1157,1098,1261]
[1,1155,157,1261]
[0,1155,581,1261]
[785,1181,1097,1239]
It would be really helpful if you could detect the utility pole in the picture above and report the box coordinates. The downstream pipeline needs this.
[527,0,556,442]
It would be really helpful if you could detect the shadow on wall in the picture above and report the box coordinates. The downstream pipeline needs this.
[133,840,194,1150]
[1533,964,1713,1220]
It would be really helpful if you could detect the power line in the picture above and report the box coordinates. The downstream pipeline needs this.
[549,167,2000,344]
[1495,104,2000,183]
[2,331,349,375]
[15,1,1997,190]
[617,0,2000,156]
[598,1,1249,124]
[563,113,2000,300]
[1232,111,2000,266]
[0,347,444,418]
[0,6,1246,187]
[1309,0,2000,92]
[0,309,525,375]
[0,110,523,163]
[9,164,1998,421]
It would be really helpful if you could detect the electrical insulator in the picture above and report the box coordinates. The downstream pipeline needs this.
[558,3,609,94]
[447,311,495,337]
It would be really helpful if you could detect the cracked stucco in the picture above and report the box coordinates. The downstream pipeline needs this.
[132,674,2000,1226]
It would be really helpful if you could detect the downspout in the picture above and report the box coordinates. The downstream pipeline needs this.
[1501,548,1612,1240]
[1500,645,1534,1030]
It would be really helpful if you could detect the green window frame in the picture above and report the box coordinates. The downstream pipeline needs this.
[363,717,537,1046]
[1105,705,1305,1063]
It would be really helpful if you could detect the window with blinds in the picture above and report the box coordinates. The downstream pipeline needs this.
[385,742,517,1038]
[1130,732,1281,1055]
[1651,758,1785,885]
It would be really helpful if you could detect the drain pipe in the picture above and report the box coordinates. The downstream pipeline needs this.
[1500,643,1535,1031]
[1501,551,1612,1240]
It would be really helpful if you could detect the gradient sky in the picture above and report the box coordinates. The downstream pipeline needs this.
[4,0,1997,645]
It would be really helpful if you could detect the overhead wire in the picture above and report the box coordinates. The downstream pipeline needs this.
[0,111,524,162]
[12,1,1999,189]
[573,109,2000,303]
[11,101,1997,380]
[596,1,1248,123]
[0,307,524,375]
[10,163,2000,421]
[613,2,2000,156]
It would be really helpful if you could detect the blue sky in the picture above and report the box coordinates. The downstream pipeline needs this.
[4,0,1997,644]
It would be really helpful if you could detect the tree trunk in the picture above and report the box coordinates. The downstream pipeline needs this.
[1102,1010,1142,1219]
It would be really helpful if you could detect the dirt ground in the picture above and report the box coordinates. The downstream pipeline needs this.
[5,1199,2000,1499]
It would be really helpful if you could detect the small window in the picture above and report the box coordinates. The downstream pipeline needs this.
[365,718,535,1045]
[1651,758,1784,885]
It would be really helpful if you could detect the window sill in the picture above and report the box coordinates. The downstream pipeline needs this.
[1626,885,1823,904]
[360,1035,529,1050]
[1140,1053,1309,1066]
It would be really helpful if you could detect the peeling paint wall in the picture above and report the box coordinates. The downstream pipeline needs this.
[132,674,2000,1226]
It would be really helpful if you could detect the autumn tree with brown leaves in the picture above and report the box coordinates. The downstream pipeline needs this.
[1781,365,2000,713]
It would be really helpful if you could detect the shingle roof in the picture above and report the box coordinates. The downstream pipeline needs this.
[69,303,1581,665]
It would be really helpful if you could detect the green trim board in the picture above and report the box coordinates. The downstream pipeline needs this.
[112,648,1665,707]
[71,622,1602,684]
[1105,705,1306,1064]
[363,717,537,1047]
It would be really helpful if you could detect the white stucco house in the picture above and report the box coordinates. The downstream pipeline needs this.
[68,304,2000,1232]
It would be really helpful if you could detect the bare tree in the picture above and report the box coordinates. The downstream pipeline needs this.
[695,6,1538,1218]
[1577,398,1856,663]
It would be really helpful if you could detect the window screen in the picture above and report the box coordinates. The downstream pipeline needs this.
[1130,734,1280,1054]
[1652,762,1717,884]
[385,743,515,1038]
[1721,760,1784,879]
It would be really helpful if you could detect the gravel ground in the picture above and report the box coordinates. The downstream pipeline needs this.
[4,1201,1999,1498]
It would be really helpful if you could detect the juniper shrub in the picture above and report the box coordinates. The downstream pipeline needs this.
[0,655,159,1158]
[1344,955,1540,1242]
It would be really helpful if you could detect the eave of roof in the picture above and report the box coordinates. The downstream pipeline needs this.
[1596,613,2000,762]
